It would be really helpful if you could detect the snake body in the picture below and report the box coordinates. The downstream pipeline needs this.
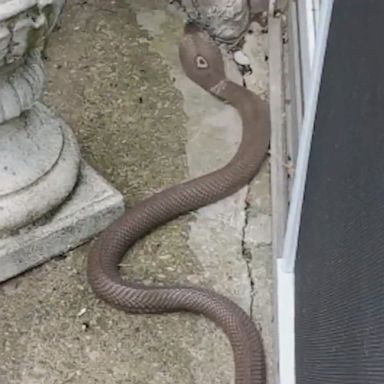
[87,23,270,384]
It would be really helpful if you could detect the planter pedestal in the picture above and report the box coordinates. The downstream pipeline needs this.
[0,0,124,282]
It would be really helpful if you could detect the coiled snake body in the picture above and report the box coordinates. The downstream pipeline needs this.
[87,23,270,384]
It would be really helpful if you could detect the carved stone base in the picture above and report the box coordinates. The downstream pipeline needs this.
[0,161,124,283]
[0,0,125,282]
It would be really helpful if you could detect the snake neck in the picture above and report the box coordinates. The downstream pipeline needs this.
[210,79,257,108]
[210,78,269,140]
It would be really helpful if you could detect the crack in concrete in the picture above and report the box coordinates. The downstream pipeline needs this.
[237,63,256,320]
[241,184,255,319]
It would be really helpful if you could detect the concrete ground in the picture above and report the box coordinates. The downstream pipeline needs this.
[0,1,274,383]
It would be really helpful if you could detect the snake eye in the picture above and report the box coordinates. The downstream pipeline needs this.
[196,55,209,69]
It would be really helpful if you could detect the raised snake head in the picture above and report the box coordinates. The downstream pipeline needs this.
[179,23,226,93]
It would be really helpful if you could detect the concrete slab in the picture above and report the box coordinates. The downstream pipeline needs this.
[0,1,274,383]
[0,161,124,283]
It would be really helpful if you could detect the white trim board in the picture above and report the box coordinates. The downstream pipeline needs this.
[276,259,295,384]
[281,0,334,273]
[296,0,317,107]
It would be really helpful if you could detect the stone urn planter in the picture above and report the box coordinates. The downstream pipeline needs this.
[180,0,268,43]
[0,0,124,282]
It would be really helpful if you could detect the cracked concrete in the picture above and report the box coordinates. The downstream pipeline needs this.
[0,1,274,383]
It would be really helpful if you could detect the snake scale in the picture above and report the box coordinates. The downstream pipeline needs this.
[87,22,270,384]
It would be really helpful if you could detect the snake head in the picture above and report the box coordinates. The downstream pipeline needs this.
[179,22,226,92]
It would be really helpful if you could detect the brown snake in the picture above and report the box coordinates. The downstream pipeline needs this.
[87,22,270,384]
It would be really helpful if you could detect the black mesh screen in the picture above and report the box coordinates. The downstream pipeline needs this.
[295,1,384,383]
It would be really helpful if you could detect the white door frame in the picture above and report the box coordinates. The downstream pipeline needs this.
[275,1,334,384]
